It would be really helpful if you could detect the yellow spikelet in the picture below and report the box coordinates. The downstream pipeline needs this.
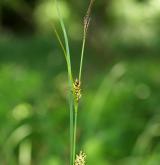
[75,151,86,165]
[73,79,81,102]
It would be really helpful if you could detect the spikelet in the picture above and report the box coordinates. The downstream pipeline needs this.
[84,15,91,34]
[75,151,86,165]
[84,0,95,34]
[73,79,81,102]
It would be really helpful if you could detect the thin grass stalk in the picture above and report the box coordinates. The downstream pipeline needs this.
[55,1,74,165]
[79,33,86,81]
[69,96,74,165]
[55,0,73,82]
[79,0,94,81]
[53,23,73,165]
[75,0,95,163]
[73,105,78,164]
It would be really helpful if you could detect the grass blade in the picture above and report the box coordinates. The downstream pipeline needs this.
[52,24,68,62]
[55,0,73,82]
[55,1,74,165]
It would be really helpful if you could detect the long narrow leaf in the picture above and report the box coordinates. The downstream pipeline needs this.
[54,1,74,165]
[52,24,68,62]
[55,0,73,82]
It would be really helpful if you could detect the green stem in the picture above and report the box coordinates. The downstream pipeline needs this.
[69,94,73,165]
[55,1,74,164]
[79,33,86,81]
[73,105,78,164]
[55,0,73,82]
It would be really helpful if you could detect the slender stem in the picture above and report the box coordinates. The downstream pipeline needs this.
[73,105,78,164]
[52,25,74,163]
[69,93,73,165]
[79,33,86,81]
[55,1,74,165]
[55,0,73,82]
[0,4,2,29]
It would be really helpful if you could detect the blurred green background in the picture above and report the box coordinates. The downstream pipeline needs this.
[0,0,160,164]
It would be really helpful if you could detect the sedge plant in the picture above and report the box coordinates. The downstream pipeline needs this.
[53,0,95,164]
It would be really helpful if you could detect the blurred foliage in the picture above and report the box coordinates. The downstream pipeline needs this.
[0,0,160,165]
